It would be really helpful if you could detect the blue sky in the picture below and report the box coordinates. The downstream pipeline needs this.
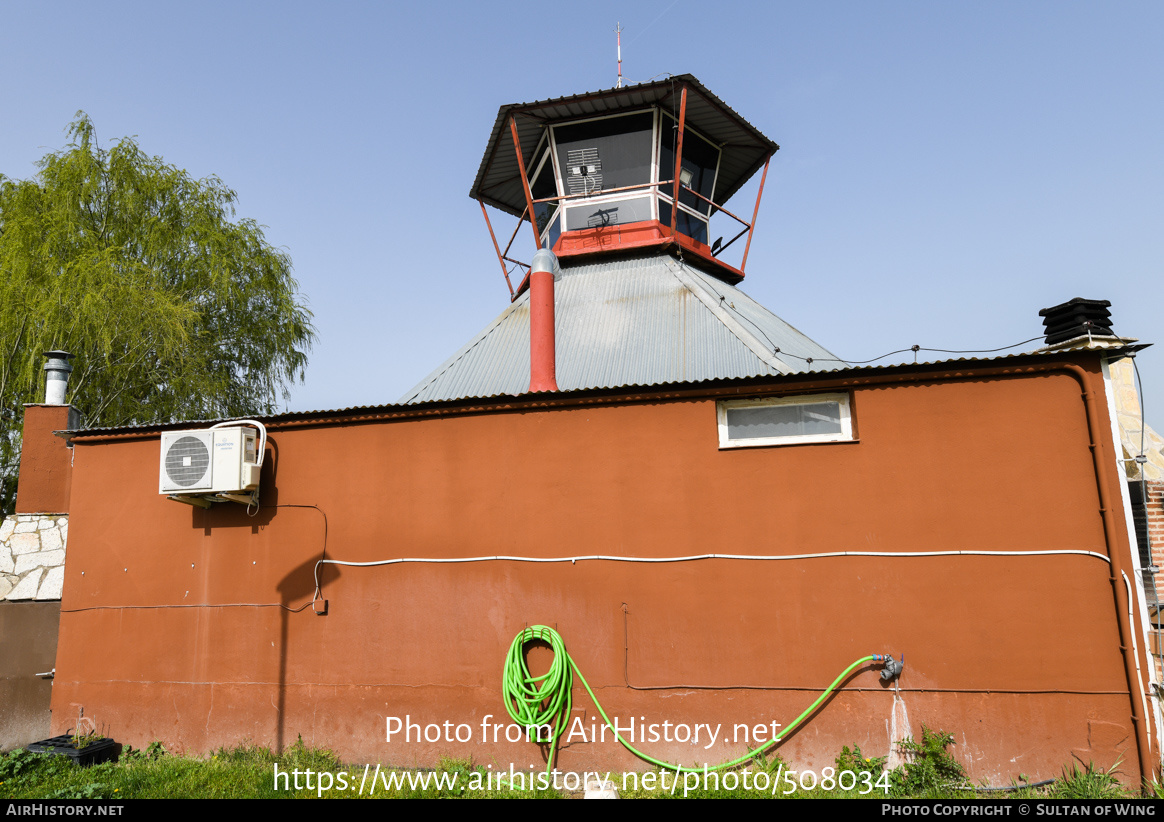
[2,1,1161,423]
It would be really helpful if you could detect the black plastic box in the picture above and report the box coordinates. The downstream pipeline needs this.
[26,735,119,767]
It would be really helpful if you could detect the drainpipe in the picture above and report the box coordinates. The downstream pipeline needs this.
[529,248,560,393]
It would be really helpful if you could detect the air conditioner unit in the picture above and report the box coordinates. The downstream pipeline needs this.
[159,424,263,501]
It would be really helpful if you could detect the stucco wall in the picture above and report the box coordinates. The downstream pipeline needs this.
[50,358,1155,783]
[15,405,77,515]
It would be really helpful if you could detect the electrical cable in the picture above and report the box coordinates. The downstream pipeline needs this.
[503,624,892,774]
[671,265,1050,369]
[920,337,1047,355]
[770,336,1050,367]
[311,548,1112,611]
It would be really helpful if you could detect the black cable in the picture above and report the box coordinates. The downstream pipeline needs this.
[921,336,1046,355]
[766,336,1048,367]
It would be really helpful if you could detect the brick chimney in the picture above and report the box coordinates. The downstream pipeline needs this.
[14,352,80,515]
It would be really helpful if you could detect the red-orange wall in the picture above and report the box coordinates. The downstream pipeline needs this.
[51,360,1156,783]
[15,405,76,514]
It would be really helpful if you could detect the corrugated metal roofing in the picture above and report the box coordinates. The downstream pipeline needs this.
[66,347,1113,438]
[398,253,837,405]
[471,74,778,219]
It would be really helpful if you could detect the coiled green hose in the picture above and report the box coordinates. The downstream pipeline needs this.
[503,625,878,774]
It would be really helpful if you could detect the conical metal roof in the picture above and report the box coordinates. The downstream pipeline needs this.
[400,253,836,404]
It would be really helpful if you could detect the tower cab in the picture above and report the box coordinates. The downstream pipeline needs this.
[471,74,778,296]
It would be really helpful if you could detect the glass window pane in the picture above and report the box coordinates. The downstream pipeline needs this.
[726,402,843,440]
[676,210,708,245]
[529,152,559,237]
[658,199,709,245]
[553,113,654,195]
[545,212,561,249]
[564,196,653,231]
[658,117,719,215]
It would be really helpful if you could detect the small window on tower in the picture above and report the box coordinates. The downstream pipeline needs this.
[717,394,853,448]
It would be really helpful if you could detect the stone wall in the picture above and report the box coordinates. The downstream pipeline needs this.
[1109,357,1164,481]
[0,514,68,601]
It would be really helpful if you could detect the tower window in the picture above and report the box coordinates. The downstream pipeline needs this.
[552,111,655,197]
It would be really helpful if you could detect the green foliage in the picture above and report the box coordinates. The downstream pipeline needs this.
[210,740,276,765]
[68,733,101,750]
[42,782,110,800]
[0,113,315,514]
[2,740,565,800]
[836,744,887,780]
[121,741,166,762]
[0,747,73,796]
[889,725,968,797]
[278,734,339,772]
[4,736,1143,800]
[1052,760,1129,799]
[753,747,788,775]
[0,748,60,782]
[69,729,103,750]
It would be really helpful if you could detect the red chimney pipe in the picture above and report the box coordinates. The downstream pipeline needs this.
[529,249,560,393]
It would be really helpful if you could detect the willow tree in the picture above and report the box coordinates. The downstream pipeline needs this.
[0,113,315,515]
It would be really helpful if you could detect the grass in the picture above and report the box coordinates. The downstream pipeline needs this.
[1050,759,1127,799]
[0,739,560,800]
[0,736,1150,800]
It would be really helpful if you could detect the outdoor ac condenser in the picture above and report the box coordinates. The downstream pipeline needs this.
[159,425,261,497]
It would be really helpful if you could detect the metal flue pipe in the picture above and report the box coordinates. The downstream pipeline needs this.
[43,351,74,405]
[529,249,560,393]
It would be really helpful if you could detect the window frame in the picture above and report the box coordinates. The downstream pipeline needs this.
[657,111,722,218]
[716,393,855,449]
[528,145,560,243]
[535,108,725,243]
[548,109,658,203]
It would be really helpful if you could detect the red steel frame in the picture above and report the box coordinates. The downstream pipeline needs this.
[740,156,770,273]
[670,85,688,237]
[510,115,541,249]
[479,199,515,299]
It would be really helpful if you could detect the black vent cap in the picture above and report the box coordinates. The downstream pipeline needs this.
[1038,297,1114,345]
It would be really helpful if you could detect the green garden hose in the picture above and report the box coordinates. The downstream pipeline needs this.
[503,624,889,774]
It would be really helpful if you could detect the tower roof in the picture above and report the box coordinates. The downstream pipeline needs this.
[470,74,779,219]
[400,253,836,404]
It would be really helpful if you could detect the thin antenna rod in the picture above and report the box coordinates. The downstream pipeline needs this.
[615,23,624,87]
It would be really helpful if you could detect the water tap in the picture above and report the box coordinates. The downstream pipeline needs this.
[880,655,904,682]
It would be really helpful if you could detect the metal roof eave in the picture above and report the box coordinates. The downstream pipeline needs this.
[59,345,1140,442]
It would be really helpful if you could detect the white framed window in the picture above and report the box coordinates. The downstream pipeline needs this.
[717,393,853,448]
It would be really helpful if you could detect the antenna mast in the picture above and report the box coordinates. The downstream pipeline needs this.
[615,22,624,87]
